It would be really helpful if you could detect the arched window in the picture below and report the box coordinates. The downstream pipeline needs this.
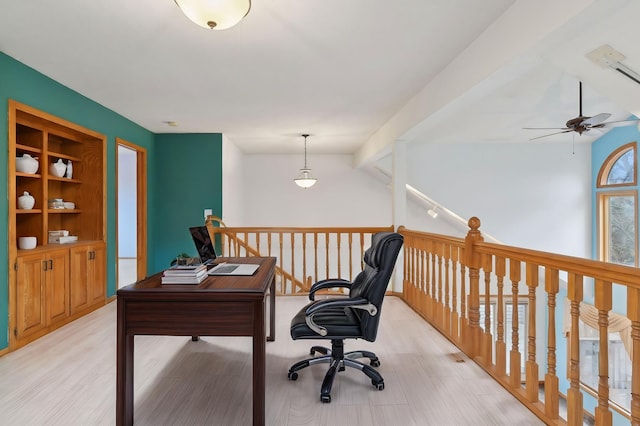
[597,142,636,187]
[596,142,637,266]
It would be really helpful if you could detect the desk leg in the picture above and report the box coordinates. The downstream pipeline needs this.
[267,274,276,342]
[253,299,266,426]
[116,302,134,426]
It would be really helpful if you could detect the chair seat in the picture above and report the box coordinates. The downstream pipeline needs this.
[290,303,363,340]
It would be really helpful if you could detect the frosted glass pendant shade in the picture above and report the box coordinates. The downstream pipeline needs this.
[294,169,317,189]
[174,0,251,30]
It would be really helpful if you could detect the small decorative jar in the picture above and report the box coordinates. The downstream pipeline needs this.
[18,191,35,210]
[65,160,73,178]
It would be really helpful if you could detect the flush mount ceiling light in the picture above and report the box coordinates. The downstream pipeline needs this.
[174,0,251,30]
[294,134,318,189]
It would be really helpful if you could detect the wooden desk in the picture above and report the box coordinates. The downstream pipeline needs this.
[116,257,276,426]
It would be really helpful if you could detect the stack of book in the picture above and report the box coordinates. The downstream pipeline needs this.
[48,230,78,244]
[161,263,208,284]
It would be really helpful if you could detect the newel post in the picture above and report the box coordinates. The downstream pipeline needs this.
[465,217,484,359]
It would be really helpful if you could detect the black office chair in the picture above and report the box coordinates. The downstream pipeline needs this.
[287,231,404,403]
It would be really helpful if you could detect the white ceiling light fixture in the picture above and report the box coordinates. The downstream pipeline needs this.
[427,207,438,218]
[294,134,317,189]
[174,0,251,30]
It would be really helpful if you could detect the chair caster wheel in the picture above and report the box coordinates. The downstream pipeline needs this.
[320,394,331,403]
[288,372,298,381]
[373,381,384,391]
[370,358,380,367]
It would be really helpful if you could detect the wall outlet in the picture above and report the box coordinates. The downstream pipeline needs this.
[204,208,213,220]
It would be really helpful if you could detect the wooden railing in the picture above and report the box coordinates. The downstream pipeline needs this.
[205,217,393,294]
[401,218,640,425]
[206,216,638,424]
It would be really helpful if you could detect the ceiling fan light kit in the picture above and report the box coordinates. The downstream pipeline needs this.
[174,0,251,30]
[524,81,640,140]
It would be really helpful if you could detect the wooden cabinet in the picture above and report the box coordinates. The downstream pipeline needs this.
[15,248,69,340]
[8,100,107,350]
[70,243,106,314]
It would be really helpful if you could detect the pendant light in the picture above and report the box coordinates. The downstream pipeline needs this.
[174,0,251,30]
[294,134,318,189]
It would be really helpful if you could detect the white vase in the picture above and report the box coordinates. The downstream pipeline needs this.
[50,159,66,177]
[18,191,35,209]
[65,160,73,178]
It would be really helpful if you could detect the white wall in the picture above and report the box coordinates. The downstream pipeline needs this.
[402,140,592,257]
[241,154,392,227]
[222,135,244,226]
[222,142,465,232]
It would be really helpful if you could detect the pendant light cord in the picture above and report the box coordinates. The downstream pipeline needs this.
[302,134,309,168]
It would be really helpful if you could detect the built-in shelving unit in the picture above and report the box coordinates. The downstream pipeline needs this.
[8,100,107,350]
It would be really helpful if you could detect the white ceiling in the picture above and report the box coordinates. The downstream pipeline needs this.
[1,0,639,159]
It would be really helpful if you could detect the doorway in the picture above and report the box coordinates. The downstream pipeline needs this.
[116,138,147,288]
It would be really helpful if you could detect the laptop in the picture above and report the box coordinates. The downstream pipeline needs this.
[189,226,217,265]
[189,226,260,276]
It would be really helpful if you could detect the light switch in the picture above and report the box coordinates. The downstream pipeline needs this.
[204,208,213,220]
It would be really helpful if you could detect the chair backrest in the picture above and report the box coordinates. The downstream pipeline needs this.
[349,231,404,341]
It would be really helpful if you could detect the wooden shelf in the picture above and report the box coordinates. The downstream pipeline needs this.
[16,172,41,179]
[47,176,81,184]
[16,144,42,154]
[47,209,82,214]
[47,151,82,162]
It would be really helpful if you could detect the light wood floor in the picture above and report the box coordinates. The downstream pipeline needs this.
[0,296,543,425]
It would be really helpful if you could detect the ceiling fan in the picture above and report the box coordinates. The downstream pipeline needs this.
[524,81,640,140]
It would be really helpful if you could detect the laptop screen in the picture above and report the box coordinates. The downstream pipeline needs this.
[189,226,217,263]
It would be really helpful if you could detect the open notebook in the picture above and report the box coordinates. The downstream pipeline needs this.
[189,226,260,276]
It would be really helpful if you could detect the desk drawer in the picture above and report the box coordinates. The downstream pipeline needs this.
[123,300,255,336]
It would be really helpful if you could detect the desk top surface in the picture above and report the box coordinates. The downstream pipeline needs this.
[117,257,276,297]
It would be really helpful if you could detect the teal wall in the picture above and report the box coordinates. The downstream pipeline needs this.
[152,134,223,272]
[0,52,223,351]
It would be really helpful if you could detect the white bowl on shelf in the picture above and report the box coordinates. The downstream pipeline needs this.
[16,154,39,174]
[63,201,75,209]
[18,236,37,250]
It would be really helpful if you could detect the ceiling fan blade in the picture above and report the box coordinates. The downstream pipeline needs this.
[528,129,574,140]
[522,127,569,130]
[599,118,640,128]
[582,113,611,126]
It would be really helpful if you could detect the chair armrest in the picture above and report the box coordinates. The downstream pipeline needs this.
[304,297,378,336]
[309,278,352,300]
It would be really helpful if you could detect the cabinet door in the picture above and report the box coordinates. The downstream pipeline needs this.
[15,253,46,339]
[46,248,69,325]
[69,245,90,314]
[89,243,106,306]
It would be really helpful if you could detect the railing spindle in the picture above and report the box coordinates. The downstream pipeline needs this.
[595,279,613,425]
[509,259,521,388]
[495,256,506,376]
[545,267,559,420]
[482,253,493,367]
[567,272,584,426]
[525,263,539,403]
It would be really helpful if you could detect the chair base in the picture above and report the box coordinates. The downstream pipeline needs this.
[287,339,384,403]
